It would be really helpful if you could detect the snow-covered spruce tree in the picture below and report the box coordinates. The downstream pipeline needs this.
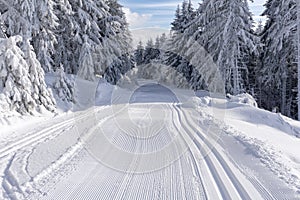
[159,33,167,48]
[53,0,76,74]
[141,34,168,65]
[143,39,155,64]
[164,0,196,85]
[193,0,258,94]
[0,36,33,114]
[104,65,122,85]
[77,35,95,81]
[53,64,75,102]
[0,0,58,73]
[154,37,161,59]
[0,0,34,38]
[171,5,182,32]
[55,0,107,75]
[24,39,56,112]
[32,0,59,72]
[0,36,55,114]
[0,12,6,39]
[54,0,133,83]
[134,41,144,65]
[298,0,300,120]
[0,2,56,113]
[260,0,297,118]
[101,0,134,84]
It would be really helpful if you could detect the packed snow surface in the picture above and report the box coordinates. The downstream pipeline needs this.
[0,78,300,199]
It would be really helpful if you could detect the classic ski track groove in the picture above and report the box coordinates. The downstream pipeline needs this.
[1,97,285,199]
[176,104,264,200]
[0,107,108,160]
[0,106,119,199]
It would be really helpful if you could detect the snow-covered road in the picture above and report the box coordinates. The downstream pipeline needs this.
[0,83,299,199]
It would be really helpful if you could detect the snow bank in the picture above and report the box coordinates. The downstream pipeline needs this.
[190,90,300,192]
[194,92,300,192]
[226,93,258,108]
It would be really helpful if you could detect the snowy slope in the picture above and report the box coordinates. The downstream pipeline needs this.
[0,79,300,199]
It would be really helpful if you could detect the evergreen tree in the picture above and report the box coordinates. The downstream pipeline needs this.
[77,35,95,81]
[61,0,105,74]
[0,36,55,114]
[54,0,76,73]
[159,33,167,46]
[0,0,57,72]
[260,0,297,118]
[25,38,56,112]
[53,65,75,102]
[165,0,196,83]
[144,39,155,64]
[153,36,161,59]
[102,0,134,84]
[171,6,181,32]
[194,0,258,94]
[134,41,144,66]
[0,36,34,114]
[32,0,59,72]
[0,12,6,38]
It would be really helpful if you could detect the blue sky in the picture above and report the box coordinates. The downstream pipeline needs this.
[120,0,267,29]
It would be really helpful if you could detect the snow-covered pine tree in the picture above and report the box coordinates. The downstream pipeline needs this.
[54,64,75,102]
[298,0,300,120]
[104,64,122,85]
[0,1,56,112]
[159,33,167,47]
[180,0,195,32]
[62,0,106,74]
[164,0,195,85]
[193,0,258,94]
[54,0,76,74]
[102,0,134,84]
[134,41,144,66]
[260,0,297,118]
[77,35,95,81]
[24,39,56,112]
[0,12,6,39]
[0,36,34,114]
[0,0,34,38]
[0,36,55,114]
[153,37,161,60]
[32,0,59,72]
[144,39,155,64]
[171,5,182,32]
[1,0,59,73]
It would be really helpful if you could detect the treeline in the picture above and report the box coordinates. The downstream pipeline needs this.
[135,0,299,119]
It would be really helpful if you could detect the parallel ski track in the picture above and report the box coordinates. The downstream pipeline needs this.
[0,106,124,200]
[18,101,277,200]
[169,103,207,200]
[186,106,281,200]
[172,103,254,200]
[0,107,109,160]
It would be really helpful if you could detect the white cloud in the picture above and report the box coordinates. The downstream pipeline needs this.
[123,8,152,29]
